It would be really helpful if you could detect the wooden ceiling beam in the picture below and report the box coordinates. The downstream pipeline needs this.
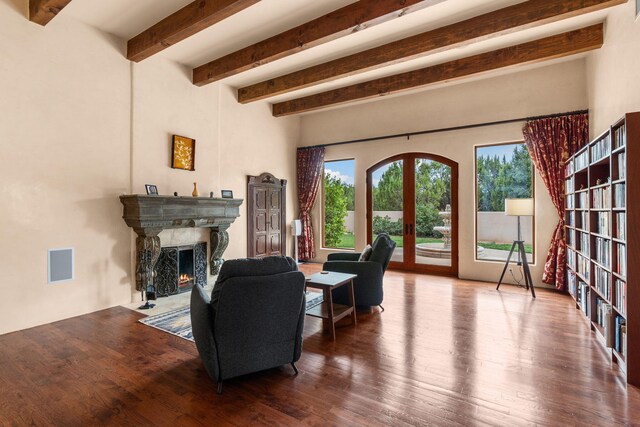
[127,0,260,63]
[29,0,73,26]
[241,0,624,103]
[272,24,604,117]
[192,0,445,86]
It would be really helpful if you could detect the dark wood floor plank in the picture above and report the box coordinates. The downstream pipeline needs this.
[1,265,639,426]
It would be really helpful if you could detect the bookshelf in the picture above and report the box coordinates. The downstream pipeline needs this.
[565,112,640,386]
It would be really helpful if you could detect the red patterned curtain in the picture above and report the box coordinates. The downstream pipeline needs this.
[522,113,589,290]
[297,147,325,260]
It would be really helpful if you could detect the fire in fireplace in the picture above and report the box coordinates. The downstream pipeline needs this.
[154,242,207,297]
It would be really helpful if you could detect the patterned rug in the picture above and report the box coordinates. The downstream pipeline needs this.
[139,291,324,342]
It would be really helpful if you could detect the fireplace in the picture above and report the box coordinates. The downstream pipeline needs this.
[154,242,207,297]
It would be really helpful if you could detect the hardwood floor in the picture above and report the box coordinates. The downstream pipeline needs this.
[1,265,639,426]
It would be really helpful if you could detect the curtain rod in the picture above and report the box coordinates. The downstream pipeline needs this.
[298,109,588,150]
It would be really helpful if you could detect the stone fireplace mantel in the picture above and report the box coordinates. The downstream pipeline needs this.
[119,195,243,297]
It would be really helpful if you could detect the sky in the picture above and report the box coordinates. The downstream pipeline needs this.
[476,143,523,160]
[324,159,354,185]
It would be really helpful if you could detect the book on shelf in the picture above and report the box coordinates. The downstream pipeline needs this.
[568,270,577,298]
[591,135,611,163]
[566,177,574,194]
[596,299,614,347]
[615,279,626,316]
[567,229,575,248]
[578,282,589,315]
[579,232,590,256]
[614,183,626,208]
[618,152,626,180]
[567,248,576,270]
[592,187,611,209]
[595,237,610,268]
[594,264,611,301]
[567,211,575,227]
[566,195,574,209]
[579,191,589,209]
[596,212,611,236]
[577,254,590,280]
[575,150,589,171]
[580,211,588,230]
[616,212,626,240]
[615,316,627,356]
[616,243,627,277]
[613,124,626,149]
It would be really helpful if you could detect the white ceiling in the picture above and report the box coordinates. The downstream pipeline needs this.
[62,0,618,113]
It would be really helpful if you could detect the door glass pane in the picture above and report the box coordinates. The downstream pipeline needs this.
[415,159,452,266]
[371,160,403,262]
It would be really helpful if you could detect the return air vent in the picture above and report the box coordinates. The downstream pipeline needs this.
[48,248,74,283]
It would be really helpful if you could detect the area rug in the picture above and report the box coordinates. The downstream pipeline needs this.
[139,291,324,342]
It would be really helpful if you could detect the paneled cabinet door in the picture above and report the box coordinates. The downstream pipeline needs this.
[247,173,287,258]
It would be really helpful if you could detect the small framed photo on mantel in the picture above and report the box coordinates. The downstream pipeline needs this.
[221,190,233,199]
[171,135,196,171]
[145,184,158,195]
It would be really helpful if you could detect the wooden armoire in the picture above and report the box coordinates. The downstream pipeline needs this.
[247,173,287,258]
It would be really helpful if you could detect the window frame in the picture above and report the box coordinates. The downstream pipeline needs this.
[321,158,356,251]
[474,141,536,264]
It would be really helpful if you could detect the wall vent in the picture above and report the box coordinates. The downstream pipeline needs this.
[48,248,74,283]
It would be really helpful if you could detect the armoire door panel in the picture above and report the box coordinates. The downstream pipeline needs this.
[255,236,267,256]
[256,212,267,233]
[269,234,281,254]
[269,212,280,232]
[255,189,267,210]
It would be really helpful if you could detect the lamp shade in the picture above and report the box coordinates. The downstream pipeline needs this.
[291,219,302,236]
[505,198,533,216]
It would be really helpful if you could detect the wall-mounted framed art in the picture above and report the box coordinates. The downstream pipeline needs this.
[171,135,196,171]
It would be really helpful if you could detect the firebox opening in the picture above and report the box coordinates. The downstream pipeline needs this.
[178,248,195,291]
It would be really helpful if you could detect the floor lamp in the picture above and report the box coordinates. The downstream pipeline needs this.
[292,219,302,264]
[497,198,535,298]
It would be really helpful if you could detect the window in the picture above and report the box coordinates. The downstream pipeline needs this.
[323,159,355,249]
[475,143,534,262]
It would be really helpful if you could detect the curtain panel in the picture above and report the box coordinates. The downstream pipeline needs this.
[296,147,325,260]
[522,113,589,290]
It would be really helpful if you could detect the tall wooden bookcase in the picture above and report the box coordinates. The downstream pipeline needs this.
[565,112,640,386]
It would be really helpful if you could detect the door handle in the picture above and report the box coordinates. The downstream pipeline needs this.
[410,224,413,235]
[405,224,409,235]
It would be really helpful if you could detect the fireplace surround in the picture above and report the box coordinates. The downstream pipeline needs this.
[155,242,207,297]
[119,195,242,300]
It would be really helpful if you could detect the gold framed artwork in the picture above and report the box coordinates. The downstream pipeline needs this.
[171,135,196,171]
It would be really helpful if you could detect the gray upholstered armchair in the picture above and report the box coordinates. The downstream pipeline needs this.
[323,233,396,309]
[190,256,305,393]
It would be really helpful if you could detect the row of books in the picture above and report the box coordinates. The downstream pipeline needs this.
[594,265,611,301]
[577,281,589,316]
[567,248,576,270]
[617,152,626,180]
[566,195,575,209]
[616,212,626,240]
[599,300,615,348]
[566,177,574,194]
[592,187,611,209]
[596,211,610,236]
[578,191,589,209]
[616,243,627,277]
[613,124,626,149]
[614,183,626,208]
[566,160,574,176]
[568,270,577,298]
[575,150,589,172]
[615,316,627,357]
[567,229,575,248]
[579,231,590,256]
[591,135,611,163]
[578,210,588,230]
[595,237,610,269]
[615,279,626,316]
[577,253,590,280]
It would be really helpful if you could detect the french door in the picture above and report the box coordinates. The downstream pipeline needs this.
[366,153,458,276]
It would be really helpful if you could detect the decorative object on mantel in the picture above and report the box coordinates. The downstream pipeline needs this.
[174,192,178,197]
[192,182,199,197]
[119,195,243,303]
[210,191,214,198]
[171,135,196,171]
[221,190,233,198]
[145,184,158,195]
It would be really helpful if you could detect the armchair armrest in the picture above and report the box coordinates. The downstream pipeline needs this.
[326,252,361,262]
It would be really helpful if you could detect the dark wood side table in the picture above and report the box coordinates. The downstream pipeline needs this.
[305,271,357,340]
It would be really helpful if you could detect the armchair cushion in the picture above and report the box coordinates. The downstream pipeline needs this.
[358,244,373,261]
